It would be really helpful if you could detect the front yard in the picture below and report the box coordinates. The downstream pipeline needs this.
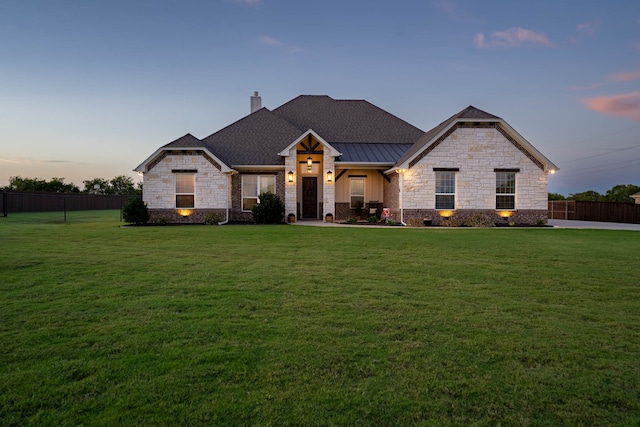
[1,212,639,425]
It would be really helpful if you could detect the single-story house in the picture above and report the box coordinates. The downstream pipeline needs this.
[135,93,558,225]
[632,192,640,204]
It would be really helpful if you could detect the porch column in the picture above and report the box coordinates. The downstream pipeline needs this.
[284,147,297,218]
[323,151,335,217]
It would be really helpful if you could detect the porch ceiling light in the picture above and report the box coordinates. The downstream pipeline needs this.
[307,156,313,172]
[326,170,333,182]
[288,171,294,183]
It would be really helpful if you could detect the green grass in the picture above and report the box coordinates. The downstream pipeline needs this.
[1,211,639,425]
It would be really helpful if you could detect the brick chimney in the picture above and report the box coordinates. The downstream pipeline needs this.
[250,91,262,113]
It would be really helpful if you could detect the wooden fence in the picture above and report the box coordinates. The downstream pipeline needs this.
[548,200,640,224]
[1,191,138,216]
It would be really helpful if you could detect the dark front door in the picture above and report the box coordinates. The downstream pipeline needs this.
[302,177,318,219]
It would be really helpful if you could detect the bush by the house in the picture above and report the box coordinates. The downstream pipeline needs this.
[204,212,224,225]
[251,192,285,224]
[122,197,149,225]
[464,212,495,227]
[406,218,424,227]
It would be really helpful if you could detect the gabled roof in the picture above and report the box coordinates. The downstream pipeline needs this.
[394,106,558,173]
[134,133,233,173]
[272,95,424,144]
[202,108,303,166]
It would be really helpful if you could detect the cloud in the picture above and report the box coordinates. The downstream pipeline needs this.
[611,70,640,82]
[577,22,598,35]
[584,92,640,122]
[474,27,553,48]
[431,0,473,22]
[258,35,303,54]
[0,158,22,164]
[572,69,640,91]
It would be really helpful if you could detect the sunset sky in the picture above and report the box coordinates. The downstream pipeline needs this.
[1,0,639,195]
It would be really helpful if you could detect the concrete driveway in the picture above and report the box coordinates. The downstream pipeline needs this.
[548,219,640,231]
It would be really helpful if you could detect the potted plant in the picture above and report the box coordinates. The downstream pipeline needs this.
[423,217,432,226]
[325,213,334,223]
[287,213,296,223]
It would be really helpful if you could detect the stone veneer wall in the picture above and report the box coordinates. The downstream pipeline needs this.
[401,126,549,225]
[148,208,227,224]
[402,209,548,226]
[143,152,229,223]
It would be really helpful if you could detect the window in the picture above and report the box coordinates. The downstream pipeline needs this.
[175,173,195,208]
[496,172,516,210]
[350,177,365,209]
[242,175,275,211]
[435,171,455,210]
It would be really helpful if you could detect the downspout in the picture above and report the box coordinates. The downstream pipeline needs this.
[399,171,406,226]
[218,172,233,225]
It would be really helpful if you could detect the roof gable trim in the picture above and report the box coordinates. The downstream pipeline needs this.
[277,129,342,157]
[398,119,558,173]
[134,147,233,173]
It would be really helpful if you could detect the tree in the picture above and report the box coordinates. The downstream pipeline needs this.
[4,176,79,192]
[110,175,137,195]
[568,190,604,202]
[83,178,110,194]
[604,184,640,203]
[548,192,566,200]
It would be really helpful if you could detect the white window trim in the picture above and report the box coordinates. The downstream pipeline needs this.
[435,171,456,210]
[496,172,516,210]
[175,173,195,209]
[242,175,276,212]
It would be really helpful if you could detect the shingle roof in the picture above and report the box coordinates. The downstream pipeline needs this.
[162,133,203,148]
[333,143,413,163]
[272,95,424,144]
[202,108,303,165]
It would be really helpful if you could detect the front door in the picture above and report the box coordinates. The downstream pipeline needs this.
[302,177,318,219]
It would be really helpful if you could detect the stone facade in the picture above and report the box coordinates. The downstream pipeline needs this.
[402,209,548,226]
[230,170,286,222]
[401,126,548,222]
[143,152,229,223]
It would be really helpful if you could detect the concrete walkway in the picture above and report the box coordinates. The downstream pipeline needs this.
[292,219,640,231]
[548,219,640,231]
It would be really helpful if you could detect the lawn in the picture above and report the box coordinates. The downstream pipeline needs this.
[1,211,639,425]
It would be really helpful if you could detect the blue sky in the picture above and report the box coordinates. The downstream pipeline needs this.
[1,0,639,195]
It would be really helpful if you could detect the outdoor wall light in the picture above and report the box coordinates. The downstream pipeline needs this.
[177,209,192,217]
[307,157,313,172]
[288,171,294,183]
[438,210,454,218]
[326,170,333,182]
[499,211,513,221]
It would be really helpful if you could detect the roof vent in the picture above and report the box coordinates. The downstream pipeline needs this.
[250,91,262,113]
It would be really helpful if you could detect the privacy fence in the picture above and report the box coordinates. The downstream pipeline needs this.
[1,191,139,218]
[548,200,640,224]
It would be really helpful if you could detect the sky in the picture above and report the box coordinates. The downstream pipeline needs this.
[1,0,639,196]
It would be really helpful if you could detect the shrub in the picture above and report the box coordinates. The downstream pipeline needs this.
[204,212,224,225]
[406,218,424,227]
[251,192,284,224]
[464,212,495,228]
[154,216,170,225]
[346,217,358,224]
[122,197,149,225]
[440,216,460,227]
[367,216,379,223]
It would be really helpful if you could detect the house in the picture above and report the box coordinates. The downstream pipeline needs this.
[135,93,558,225]
[632,192,640,204]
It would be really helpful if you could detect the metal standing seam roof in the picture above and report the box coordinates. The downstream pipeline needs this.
[332,143,414,163]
